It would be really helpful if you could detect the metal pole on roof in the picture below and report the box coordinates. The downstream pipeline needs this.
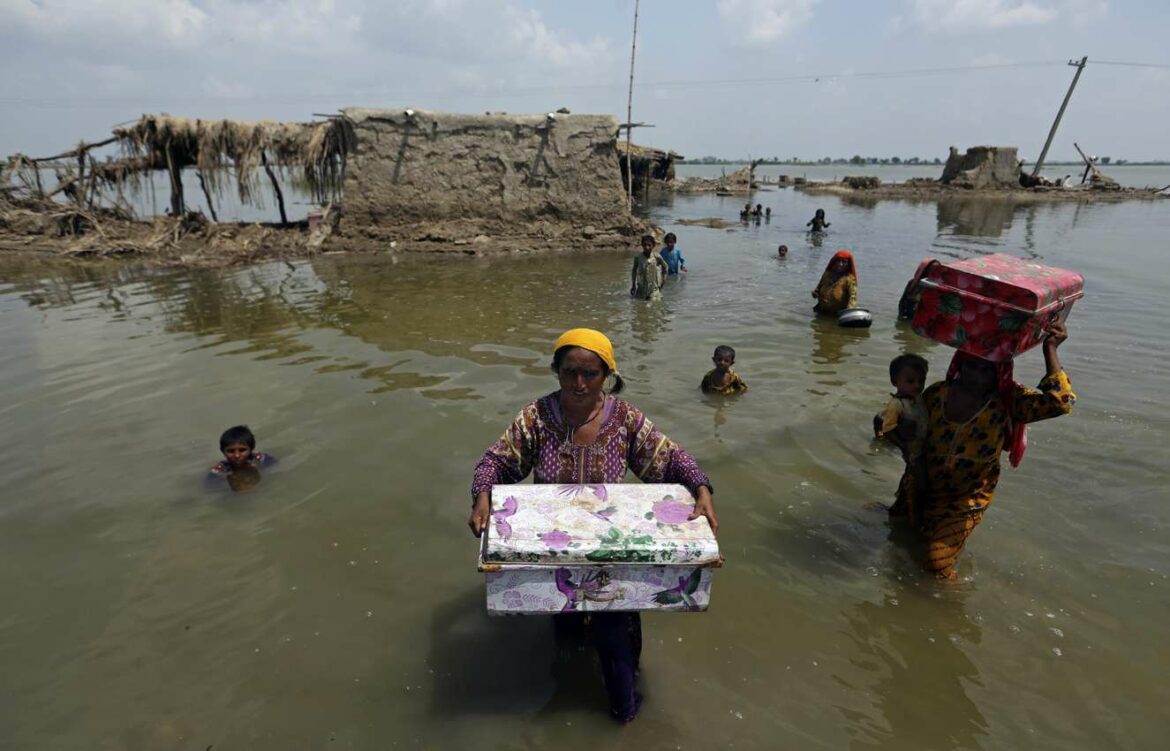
[624,0,640,211]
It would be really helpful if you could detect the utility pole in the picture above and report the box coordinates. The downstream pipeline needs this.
[624,0,640,210]
[1031,56,1088,178]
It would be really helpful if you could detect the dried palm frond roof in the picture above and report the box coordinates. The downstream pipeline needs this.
[112,114,354,204]
[616,142,683,161]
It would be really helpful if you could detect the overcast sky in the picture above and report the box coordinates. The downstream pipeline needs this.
[2,0,1168,161]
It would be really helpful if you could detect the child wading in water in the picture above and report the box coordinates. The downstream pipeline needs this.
[807,208,831,232]
[700,345,748,394]
[658,232,687,276]
[209,425,276,491]
[630,235,668,300]
[874,355,929,522]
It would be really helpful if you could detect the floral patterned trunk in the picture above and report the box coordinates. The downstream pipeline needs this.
[479,484,721,615]
[911,253,1084,361]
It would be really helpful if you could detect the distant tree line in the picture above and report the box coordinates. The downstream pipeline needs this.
[686,154,1164,166]
[689,155,944,165]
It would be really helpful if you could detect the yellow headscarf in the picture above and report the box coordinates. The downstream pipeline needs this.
[553,328,619,374]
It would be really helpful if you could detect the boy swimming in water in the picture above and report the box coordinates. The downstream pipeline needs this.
[209,425,276,486]
[700,345,748,395]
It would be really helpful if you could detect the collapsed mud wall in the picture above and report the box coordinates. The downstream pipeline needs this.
[940,146,1020,189]
[339,109,640,248]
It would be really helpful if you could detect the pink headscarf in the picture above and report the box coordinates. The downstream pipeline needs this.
[946,351,1027,467]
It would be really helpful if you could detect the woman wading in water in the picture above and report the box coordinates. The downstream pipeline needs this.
[812,250,859,315]
[469,328,716,723]
[890,322,1075,579]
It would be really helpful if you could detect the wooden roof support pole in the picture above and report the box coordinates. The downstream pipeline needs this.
[197,170,219,222]
[165,140,184,216]
[624,0,640,211]
[75,143,86,207]
[261,152,288,225]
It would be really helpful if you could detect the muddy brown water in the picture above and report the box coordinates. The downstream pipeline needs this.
[0,187,1167,750]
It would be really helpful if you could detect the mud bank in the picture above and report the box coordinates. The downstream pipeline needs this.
[0,211,639,268]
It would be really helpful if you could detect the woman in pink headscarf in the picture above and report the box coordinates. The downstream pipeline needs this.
[890,322,1076,579]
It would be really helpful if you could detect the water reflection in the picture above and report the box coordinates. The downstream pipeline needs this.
[810,316,847,367]
[809,316,870,374]
[1,253,652,400]
[839,589,988,750]
[891,320,934,358]
[701,391,742,441]
[226,466,262,493]
[427,587,555,715]
[626,293,674,352]
[936,198,1016,238]
[838,194,880,211]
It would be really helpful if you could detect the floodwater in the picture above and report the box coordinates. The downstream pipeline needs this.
[1,187,1167,750]
[678,162,1170,190]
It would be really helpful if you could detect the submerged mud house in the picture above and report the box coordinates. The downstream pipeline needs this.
[616,142,682,197]
[796,144,1165,201]
[2,109,650,260]
[339,109,644,249]
[939,145,1021,189]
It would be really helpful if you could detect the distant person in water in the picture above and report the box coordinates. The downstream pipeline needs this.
[630,235,667,300]
[807,208,831,233]
[777,244,788,258]
[700,345,748,395]
[752,204,763,218]
[740,203,752,220]
[765,207,772,220]
[209,425,275,488]
[812,250,858,315]
[658,232,687,276]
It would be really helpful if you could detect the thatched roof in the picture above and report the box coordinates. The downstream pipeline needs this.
[616,142,683,161]
[112,114,354,204]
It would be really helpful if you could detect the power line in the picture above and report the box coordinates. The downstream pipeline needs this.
[1091,60,1170,69]
[1,58,1166,109]
[633,60,1071,89]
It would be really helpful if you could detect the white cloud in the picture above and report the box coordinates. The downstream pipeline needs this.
[908,0,1107,31]
[716,0,819,46]
[2,0,207,44]
[506,6,609,68]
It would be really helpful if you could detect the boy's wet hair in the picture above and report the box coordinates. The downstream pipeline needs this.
[889,353,928,383]
[551,346,625,395]
[640,234,655,246]
[663,232,677,243]
[713,345,736,361]
[220,425,256,451]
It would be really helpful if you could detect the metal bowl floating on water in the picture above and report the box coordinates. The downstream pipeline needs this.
[838,308,873,328]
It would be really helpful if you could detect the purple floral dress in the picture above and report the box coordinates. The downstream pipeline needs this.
[471,392,710,499]
[470,391,711,723]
